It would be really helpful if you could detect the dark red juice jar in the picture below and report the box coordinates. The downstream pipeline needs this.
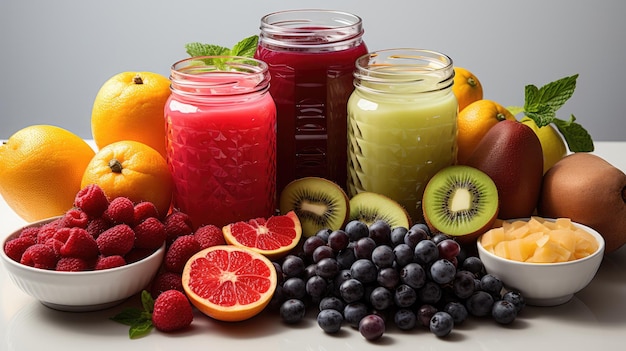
[254,9,367,193]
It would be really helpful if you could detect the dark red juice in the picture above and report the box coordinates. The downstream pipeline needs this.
[255,10,367,194]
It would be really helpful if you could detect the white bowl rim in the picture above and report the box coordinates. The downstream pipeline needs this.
[1,216,165,275]
[476,217,606,267]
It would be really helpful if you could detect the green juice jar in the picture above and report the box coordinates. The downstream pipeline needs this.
[347,49,458,222]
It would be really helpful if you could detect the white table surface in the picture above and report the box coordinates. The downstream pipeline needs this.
[1,141,625,350]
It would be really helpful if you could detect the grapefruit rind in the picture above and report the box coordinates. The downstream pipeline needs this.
[222,211,302,260]
[182,245,277,322]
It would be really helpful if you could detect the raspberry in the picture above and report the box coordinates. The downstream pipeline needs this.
[20,244,58,269]
[60,208,90,228]
[56,257,91,271]
[134,217,167,250]
[18,227,40,242]
[164,211,193,245]
[37,220,62,244]
[45,238,65,256]
[94,255,126,270]
[74,184,110,217]
[57,227,100,260]
[150,271,184,299]
[104,197,135,225]
[4,236,35,262]
[164,235,201,273]
[86,217,112,239]
[194,224,225,249]
[151,290,193,332]
[96,224,135,256]
[134,201,160,225]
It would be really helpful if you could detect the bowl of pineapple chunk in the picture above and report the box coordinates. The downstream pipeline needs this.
[477,216,605,306]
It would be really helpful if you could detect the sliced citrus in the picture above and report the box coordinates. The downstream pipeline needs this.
[222,211,302,260]
[182,245,277,322]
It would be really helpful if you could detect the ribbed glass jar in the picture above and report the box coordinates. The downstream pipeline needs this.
[165,56,277,228]
[347,49,458,221]
[255,9,368,193]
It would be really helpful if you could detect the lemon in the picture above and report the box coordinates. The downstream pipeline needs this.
[521,117,568,174]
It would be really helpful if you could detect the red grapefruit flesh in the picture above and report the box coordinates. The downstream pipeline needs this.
[181,245,277,322]
[222,211,302,260]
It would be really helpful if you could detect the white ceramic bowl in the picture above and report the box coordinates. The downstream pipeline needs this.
[0,217,165,312]
[476,218,605,307]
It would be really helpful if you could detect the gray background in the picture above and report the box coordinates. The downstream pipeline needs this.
[1,0,624,142]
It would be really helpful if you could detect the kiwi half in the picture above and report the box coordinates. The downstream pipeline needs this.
[422,165,499,241]
[349,192,411,229]
[279,177,350,237]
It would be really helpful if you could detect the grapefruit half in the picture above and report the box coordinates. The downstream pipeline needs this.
[182,245,277,322]
[222,211,302,260]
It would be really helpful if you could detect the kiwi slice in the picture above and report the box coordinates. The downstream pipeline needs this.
[422,165,499,240]
[279,177,350,237]
[349,192,411,229]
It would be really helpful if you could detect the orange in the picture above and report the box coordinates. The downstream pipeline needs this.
[91,71,171,158]
[452,67,484,112]
[182,245,278,322]
[80,140,172,218]
[0,125,95,222]
[456,99,516,164]
[223,211,302,260]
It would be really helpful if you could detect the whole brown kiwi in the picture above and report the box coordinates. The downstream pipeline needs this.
[538,152,626,254]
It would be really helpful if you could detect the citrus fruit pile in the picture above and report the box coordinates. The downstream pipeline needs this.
[452,67,568,173]
[0,71,173,223]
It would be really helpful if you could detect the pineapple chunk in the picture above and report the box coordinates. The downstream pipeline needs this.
[482,216,598,263]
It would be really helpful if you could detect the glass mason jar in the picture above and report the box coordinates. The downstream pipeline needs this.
[254,9,368,193]
[347,49,458,222]
[165,56,277,229]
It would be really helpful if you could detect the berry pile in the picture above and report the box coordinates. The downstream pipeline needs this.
[270,220,525,340]
[3,184,168,271]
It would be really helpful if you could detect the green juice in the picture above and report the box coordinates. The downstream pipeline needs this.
[346,50,458,221]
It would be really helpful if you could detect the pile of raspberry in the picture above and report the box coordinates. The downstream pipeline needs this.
[4,184,172,271]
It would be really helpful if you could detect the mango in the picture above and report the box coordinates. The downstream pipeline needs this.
[466,120,544,219]
[538,152,626,253]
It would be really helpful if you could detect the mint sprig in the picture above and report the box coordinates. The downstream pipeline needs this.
[508,74,594,152]
[184,35,259,68]
[110,290,155,339]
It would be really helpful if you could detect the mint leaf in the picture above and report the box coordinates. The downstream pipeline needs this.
[535,74,578,112]
[553,115,594,152]
[141,290,154,313]
[129,320,154,339]
[525,104,556,128]
[230,35,259,57]
[110,290,155,339]
[523,84,541,113]
[110,308,145,326]
[185,42,230,57]
[523,74,578,127]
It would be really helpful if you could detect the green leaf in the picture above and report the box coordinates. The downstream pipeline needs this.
[141,290,154,313]
[523,84,542,113]
[536,74,578,112]
[230,35,259,58]
[185,42,230,57]
[553,115,594,152]
[129,320,154,339]
[525,104,556,128]
[110,290,155,339]
[110,308,145,326]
